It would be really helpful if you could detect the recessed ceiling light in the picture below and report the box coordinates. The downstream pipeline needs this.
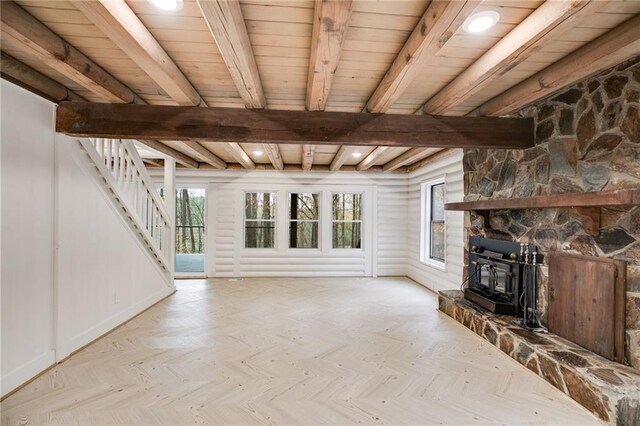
[463,10,500,34]
[253,150,263,156]
[148,0,183,11]
[352,152,362,158]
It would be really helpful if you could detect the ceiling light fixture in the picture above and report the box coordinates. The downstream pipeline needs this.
[148,0,183,11]
[463,10,500,34]
[253,150,263,156]
[352,152,362,158]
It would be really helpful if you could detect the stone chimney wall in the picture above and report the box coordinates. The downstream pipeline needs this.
[463,56,640,368]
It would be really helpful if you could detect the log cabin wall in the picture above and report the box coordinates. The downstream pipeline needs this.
[463,55,640,369]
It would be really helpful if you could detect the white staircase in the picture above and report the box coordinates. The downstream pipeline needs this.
[76,138,173,278]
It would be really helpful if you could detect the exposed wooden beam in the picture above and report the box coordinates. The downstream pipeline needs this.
[137,140,199,169]
[0,52,198,169]
[477,14,640,116]
[305,0,352,170]
[306,0,352,111]
[406,148,459,173]
[196,0,266,109]
[1,52,85,102]
[70,0,204,107]
[263,144,284,170]
[0,1,144,104]
[71,0,251,168]
[176,163,404,173]
[423,0,604,115]
[222,142,255,169]
[329,145,353,171]
[383,147,441,172]
[143,158,164,168]
[182,141,227,169]
[364,0,480,113]
[356,147,390,171]
[56,102,535,149]
[196,0,285,170]
[301,145,316,171]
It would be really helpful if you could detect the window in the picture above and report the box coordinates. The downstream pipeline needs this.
[289,193,319,248]
[332,193,362,249]
[422,179,446,265]
[244,192,276,248]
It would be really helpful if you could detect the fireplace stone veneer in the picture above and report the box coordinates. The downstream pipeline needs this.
[439,290,640,424]
[463,56,640,369]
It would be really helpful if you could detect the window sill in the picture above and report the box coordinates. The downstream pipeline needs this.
[420,258,447,271]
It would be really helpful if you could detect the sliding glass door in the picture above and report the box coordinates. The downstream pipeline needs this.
[175,188,206,275]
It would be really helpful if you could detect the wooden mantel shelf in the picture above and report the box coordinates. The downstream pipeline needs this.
[445,189,640,211]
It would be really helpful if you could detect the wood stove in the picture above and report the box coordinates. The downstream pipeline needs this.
[465,237,541,318]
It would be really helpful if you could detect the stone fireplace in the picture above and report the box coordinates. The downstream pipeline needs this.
[438,56,640,423]
[463,55,640,368]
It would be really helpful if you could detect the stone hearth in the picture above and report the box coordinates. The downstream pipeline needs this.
[439,290,640,425]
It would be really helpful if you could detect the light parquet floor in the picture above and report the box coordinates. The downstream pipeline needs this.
[1,277,599,425]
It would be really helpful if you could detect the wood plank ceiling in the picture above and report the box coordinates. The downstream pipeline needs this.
[2,0,640,172]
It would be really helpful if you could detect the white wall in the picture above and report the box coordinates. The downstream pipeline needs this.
[407,151,465,292]
[0,81,173,396]
[166,154,465,284]
[55,139,174,359]
[168,170,409,278]
[1,80,56,395]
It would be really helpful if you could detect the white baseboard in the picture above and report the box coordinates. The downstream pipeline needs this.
[1,349,56,397]
[56,286,174,361]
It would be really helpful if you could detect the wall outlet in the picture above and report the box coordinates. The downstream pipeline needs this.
[113,293,120,305]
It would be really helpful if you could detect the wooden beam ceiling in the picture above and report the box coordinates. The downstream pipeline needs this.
[364,0,480,114]
[70,0,251,170]
[304,0,353,171]
[222,143,255,170]
[71,0,204,107]
[356,147,390,171]
[196,0,265,109]
[182,140,227,169]
[196,0,282,170]
[263,143,284,171]
[0,6,199,169]
[56,101,535,149]
[423,0,604,115]
[3,0,632,174]
[0,1,202,169]
[301,144,316,172]
[329,145,353,172]
[477,13,640,117]
[0,1,144,104]
[137,140,199,168]
[1,52,85,103]
[383,148,441,172]
[406,148,459,173]
[306,0,352,111]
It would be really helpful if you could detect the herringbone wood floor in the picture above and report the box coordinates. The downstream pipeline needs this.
[1,277,598,425]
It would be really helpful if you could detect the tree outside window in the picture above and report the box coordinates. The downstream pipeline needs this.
[332,193,362,249]
[289,193,319,249]
[245,192,276,249]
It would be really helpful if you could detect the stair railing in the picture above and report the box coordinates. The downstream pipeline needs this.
[78,138,173,273]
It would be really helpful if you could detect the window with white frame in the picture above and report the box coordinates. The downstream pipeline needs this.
[244,192,276,248]
[421,179,446,265]
[289,193,319,249]
[332,193,362,249]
